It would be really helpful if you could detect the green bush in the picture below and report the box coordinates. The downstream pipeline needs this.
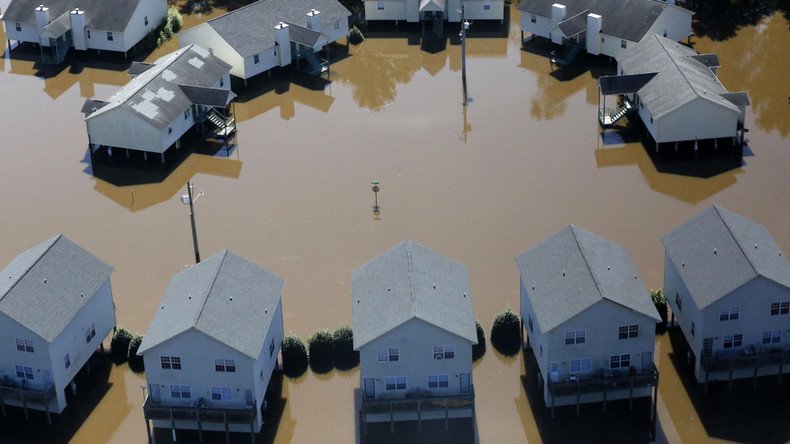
[490,308,521,356]
[308,329,334,373]
[111,326,134,363]
[472,320,486,361]
[128,334,145,372]
[168,6,183,33]
[333,324,359,370]
[348,26,365,45]
[281,335,308,377]
[651,288,668,332]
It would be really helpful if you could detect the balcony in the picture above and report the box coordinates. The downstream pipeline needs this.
[0,381,58,422]
[547,364,659,398]
[361,386,475,415]
[142,395,256,425]
[701,345,790,374]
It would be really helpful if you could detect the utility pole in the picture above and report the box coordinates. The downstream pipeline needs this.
[181,181,203,264]
[460,6,470,105]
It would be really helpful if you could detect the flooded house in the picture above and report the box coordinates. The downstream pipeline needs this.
[179,0,351,82]
[1,0,166,64]
[662,206,790,388]
[137,250,284,440]
[352,240,477,430]
[516,226,660,415]
[364,0,505,37]
[0,235,115,420]
[82,44,235,165]
[597,35,750,157]
[517,0,691,65]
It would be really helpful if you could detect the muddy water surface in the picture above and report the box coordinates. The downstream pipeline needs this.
[1,3,789,443]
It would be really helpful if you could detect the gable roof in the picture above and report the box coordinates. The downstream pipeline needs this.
[85,45,232,131]
[0,235,114,343]
[285,22,324,47]
[205,0,350,58]
[2,0,143,32]
[137,250,283,359]
[352,241,477,349]
[516,225,660,333]
[618,34,742,119]
[662,206,790,309]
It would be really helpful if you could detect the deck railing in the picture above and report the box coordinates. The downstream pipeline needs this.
[143,396,256,424]
[547,364,659,397]
[701,346,790,373]
[361,387,475,415]
[0,383,57,407]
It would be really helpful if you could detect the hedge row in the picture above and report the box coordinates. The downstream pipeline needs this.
[281,324,360,377]
[111,325,145,372]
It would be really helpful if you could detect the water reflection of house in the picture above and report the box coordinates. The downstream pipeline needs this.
[663,206,790,389]
[517,226,660,415]
[0,235,116,419]
[364,0,504,38]
[83,44,236,165]
[353,241,477,429]
[138,250,284,438]
[180,0,351,83]
[2,0,166,64]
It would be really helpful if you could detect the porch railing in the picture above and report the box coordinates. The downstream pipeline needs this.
[547,363,658,397]
[701,345,790,373]
[143,396,256,424]
[361,386,475,415]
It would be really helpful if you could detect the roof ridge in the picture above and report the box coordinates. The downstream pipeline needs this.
[714,206,759,278]
[193,250,229,326]
[0,235,62,302]
[407,242,416,318]
[208,0,267,23]
[570,226,607,302]
[655,36,707,101]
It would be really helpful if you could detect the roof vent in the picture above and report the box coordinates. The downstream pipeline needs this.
[387,287,391,292]
[357,299,360,304]
[265,309,268,314]
[433,284,436,289]
[532,286,535,290]
[681,261,685,267]
[44,278,47,283]
[81,293,84,298]
[229,296,233,301]
[607,266,610,270]
[713,248,717,255]
[463,293,467,298]
[634,275,638,279]
[562,270,566,277]
[755,244,758,249]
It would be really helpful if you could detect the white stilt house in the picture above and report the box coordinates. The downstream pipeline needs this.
[364,0,505,37]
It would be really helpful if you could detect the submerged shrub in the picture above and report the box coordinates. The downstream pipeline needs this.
[282,335,308,377]
[168,7,183,33]
[128,334,145,372]
[308,329,334,374]
[333,324,359,370]
[111,326,134,363]
[472,320,486,361]
[348,26,365,45]
[491,308,521,356]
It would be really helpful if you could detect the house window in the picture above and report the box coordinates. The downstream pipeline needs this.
[564,330,585,345]
[16,338,34,353]
[220,78,224,87]
[620,39,627,49]
[483,0,491,10]
[15,22,22,32]
[675,293,682,311]
[65,353,71,369]
[145,16,149,26]
[334,20,340,30]
[253,54,260,64]
[161,356,182,370]
[770,301,790,315]
[170,385,191,398]
[719,306,739,321]
[184,109,190,120]
[762,330,781,344]
[168,126,172,134]
[570,358,591,373]
[433,345,454,360]
[427,374,449,388]
[549,362,559,373]
[214,359,236,372]
[610,354,631,369]
[528,315,534,333]
[211,387,232,400]
[385,376,407,390]
[15,365,34,380]
[663,29,667,37]
[530,15,536,23]
[377,1,384,10]
[85,323,96,343]
[618,325,639,339]
[691,321,695,336]
[723,334,743,349]
[269,339,275,357]
[107,31,113,41]
[377,348,399,362]
[87,30,91,39]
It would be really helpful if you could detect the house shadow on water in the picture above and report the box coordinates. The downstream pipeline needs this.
[519,350,656,444]
[353,388,479,444]
[666,328,790,443]
[0,354,117,444]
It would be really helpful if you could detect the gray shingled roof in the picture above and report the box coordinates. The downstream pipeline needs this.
[137,250,283,359]
[352,241,477,349]
[85,45,232,131]
[2,0,142,32]
[205,0,350,58]
[0,235,114,343]
[599,72,657,95]
[662,206,790,309]
[285,23,323,47]
[516,226,660,333]
[618,35,741,119]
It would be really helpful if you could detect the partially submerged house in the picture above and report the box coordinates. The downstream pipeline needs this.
[137,250,284,438]
[179,0,351,83]
[0,235,115,420]
[352,240,477,429]
[82,44,235,165]
[517,0,692,65]
[662,206,790,388]
[364,0,505,37]
[1,0,166,63]
[597,35,750,156]
[517,226,660,415]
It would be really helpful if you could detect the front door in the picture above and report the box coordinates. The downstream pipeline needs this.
[149,384,161,403]
[363,378,375,398]
[460,373,471,393]
[641,351,653,371]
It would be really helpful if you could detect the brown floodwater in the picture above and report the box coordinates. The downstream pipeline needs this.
[1,3,790,443]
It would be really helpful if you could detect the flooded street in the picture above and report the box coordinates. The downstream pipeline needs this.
[1,2,789,442]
